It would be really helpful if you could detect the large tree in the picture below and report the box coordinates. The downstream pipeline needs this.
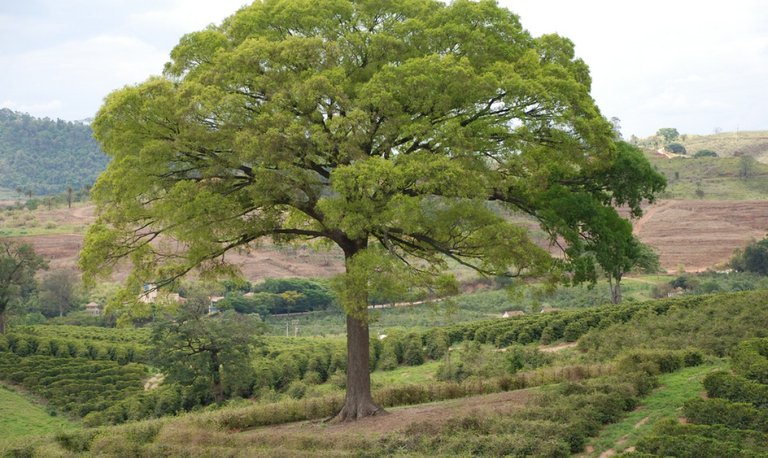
[80,0,664,421]
[0,240,48,333]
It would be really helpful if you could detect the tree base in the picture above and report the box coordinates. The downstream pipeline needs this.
[332,399,387,423]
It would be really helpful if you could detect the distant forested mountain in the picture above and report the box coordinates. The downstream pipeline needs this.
[0,109,108,195]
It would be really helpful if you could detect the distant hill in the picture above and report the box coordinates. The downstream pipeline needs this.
[0,109,108,195]
[629,130,768,200]
[679,130,768,162]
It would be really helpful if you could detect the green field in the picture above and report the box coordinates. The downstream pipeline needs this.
[0,384,77,444]
[648,155,768,200]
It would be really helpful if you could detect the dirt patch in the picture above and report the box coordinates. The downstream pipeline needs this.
[629,199,768,272]
[144,374,164,391]
[634,416,649,428]
[539,342,578,353]
[242,389,533,440]
[598,449,616,458]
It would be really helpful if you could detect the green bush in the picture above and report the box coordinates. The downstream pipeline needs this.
[683,398,768,432]
[703,370,768,408]
[731,338,768,384]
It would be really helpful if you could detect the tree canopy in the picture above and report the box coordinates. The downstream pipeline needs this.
[81,0,665,421]
[730,237,768,275]
[0,240,48,333]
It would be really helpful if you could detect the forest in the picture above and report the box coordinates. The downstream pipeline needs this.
[0,109,108,195]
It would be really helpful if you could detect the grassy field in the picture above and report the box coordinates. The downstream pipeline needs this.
[0,384,78,444]
[648,155,768,200]
[679,130,768,161]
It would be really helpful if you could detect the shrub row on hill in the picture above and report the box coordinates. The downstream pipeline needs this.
[422,293,704,350]
[636,337,768,456]
[16,325,151,344]
[0,353,147,418]
[0,332,149,364]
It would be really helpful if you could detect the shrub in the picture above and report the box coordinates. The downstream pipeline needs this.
[615,349,686,375]
[703,370,768,408]
[731,338,768,384]
[694,149,718,158]
[683,398,768,431]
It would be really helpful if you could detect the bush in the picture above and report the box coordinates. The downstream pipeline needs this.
[615,349,687,375]
[666,142,686,154]
[704,370,768,408]
[731,338,768,384]
[694,149,718,158]
[683,398,768,431]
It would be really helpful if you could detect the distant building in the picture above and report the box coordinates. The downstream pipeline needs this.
[85,302,101,316]
[209,296,225,314]
[139,284,184,305]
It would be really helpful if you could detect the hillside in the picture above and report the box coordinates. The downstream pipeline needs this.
[0,109,108,195]
[680,130,768,162]
[5,199,765,278]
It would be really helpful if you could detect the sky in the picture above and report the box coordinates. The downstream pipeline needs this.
[1,0,766,138]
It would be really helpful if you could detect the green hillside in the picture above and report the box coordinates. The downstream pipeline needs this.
[0,384,77,444]
[648,155,768,200]
[0,109,108,195]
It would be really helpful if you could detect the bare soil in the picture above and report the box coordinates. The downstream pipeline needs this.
[630,199,768,272]
[9,198,768,280]
[242,389,533,440]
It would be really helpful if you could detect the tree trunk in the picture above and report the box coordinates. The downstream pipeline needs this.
[609,276,622,304]
[334,313,383,421]
[0,312,5,334]
[211,352,224,404]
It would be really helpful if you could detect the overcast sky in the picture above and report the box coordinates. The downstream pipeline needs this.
[1,0,766,138]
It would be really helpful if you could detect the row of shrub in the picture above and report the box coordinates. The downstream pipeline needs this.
[20,361,616,456]
[15,324,151,343]
[422,292,716,351]
[0,332,149,364]
[0,353,148,419]
[634,338,768,456]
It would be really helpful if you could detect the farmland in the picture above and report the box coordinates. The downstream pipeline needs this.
[2,290,768,455]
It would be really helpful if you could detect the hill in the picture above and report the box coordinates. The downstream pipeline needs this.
[6,199,765,278]
[0,109,108,195]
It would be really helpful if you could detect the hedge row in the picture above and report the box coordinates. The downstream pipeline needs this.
[0,332,149,364]
[423,293,713,351]
[636,338,768,456]
[0,353,147,418]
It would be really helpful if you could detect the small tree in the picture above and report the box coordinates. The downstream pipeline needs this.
[38,269,81,317]
[0,241,48,333]
[739,156,756,180]
[730,237,768,275]
[590,234,660,305]
[657,128,680,144]
[151,290,265,404]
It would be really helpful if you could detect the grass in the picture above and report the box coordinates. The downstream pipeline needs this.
[648,156,768,200]
[372,361,441,386]
[585,361,725,456]
[0,383,78,444]
[0,224,83,237]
